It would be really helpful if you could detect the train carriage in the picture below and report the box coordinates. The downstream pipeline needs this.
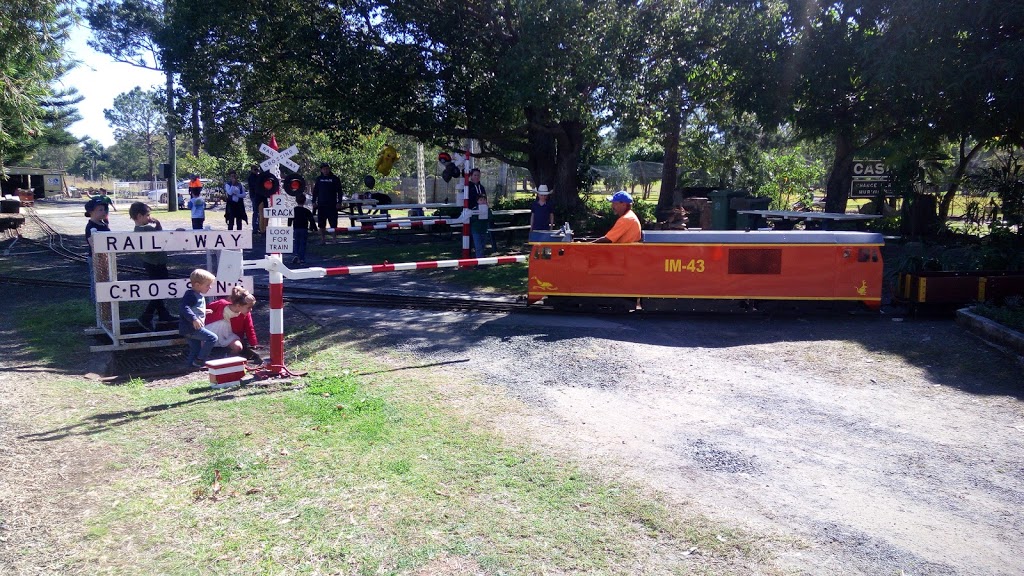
[527,230,884,311]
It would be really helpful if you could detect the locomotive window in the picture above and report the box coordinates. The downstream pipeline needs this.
[728,249,782,275]
[858,248,871,262]
[541,247,552,260]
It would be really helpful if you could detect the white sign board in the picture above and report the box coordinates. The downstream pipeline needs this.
[95,276,254,303]
[265,226,293,253]
[92,230,252,253]
[263,193,295,218]
[259,144,300,173]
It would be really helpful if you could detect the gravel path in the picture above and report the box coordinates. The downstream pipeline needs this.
[297,302,1024,575]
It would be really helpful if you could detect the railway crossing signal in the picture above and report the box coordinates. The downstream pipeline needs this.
[283,174,306,197]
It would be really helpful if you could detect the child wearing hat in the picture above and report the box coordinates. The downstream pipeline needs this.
[529,185,555,231]
[84,198,110,303]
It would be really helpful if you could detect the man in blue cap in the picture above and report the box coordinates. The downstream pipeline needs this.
[593,190,642,243]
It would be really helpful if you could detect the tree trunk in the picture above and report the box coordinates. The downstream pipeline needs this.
[525,107,556,191]
[657,94,683,221]
[938,137,986,221]
[166,69,178,212]
[554,119,584,214]
[190,104,201,156]
[824,129,856,213]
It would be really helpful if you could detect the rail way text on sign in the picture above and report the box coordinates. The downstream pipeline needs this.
[95,277,255,303]
[92,230,252,253]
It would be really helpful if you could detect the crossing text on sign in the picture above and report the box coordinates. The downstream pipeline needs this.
[95,277,254,303]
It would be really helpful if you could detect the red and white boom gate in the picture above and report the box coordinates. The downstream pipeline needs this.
[224,252,528,378]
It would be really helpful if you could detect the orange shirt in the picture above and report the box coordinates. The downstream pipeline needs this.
[604,209,642,243]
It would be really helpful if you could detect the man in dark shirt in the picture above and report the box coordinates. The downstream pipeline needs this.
[247,164,267,235]
[312,162,342,243]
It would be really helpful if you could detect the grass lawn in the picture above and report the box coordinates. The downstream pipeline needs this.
[2,298,767,575]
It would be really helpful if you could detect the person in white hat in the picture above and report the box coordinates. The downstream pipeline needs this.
[529,184,555,231]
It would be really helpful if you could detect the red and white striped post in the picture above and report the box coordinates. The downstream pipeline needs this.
[267,266,286,374]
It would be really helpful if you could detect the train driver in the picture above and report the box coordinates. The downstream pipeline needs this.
[592,190,642,243]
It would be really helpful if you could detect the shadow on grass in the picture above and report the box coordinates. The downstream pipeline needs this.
[18,384,291,443]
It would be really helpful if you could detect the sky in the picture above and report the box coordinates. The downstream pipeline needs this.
[62,22,165,148]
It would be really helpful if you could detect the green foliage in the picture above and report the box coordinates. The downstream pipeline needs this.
[177,150,222,182]
[297,128,393,195]
[0,0,77,171]
[974,297,1024,332]
[104,87,165,178]
[752,147,826,209]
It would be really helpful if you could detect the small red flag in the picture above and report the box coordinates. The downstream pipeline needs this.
[268,134,279,151]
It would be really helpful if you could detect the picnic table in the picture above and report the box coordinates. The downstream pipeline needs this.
[735,210,881,231]
[488,209,532,247]
[338,197,378,225]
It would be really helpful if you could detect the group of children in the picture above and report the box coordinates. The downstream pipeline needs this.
[85,198,262,373]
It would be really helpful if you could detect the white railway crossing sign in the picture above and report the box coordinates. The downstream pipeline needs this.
[263,193,295,218]
[92,230,252,253]
[260,144,299,173]
[95,277,254,303]
[265,226,293,253]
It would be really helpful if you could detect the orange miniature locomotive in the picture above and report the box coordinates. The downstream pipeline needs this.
[527,230,884,311]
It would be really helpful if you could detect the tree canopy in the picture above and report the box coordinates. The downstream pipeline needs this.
[0,0,78,172]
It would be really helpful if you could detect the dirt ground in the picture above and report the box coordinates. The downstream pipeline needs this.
[298,302,1024,576]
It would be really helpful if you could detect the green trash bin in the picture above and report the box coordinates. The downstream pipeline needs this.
[734,196,772,230]
[708,189,748,230]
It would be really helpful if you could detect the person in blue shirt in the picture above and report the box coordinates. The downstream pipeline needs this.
[179,268,217,369]
[530,185,555,231]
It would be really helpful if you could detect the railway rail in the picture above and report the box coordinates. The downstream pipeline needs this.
[20,207,147,274]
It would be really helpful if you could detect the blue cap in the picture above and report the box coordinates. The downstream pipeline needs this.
[607,191,633,204]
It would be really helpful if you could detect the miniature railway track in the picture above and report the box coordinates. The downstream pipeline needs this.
[22,207,91,264]
[257,284,530,314]
[20,207,156,274]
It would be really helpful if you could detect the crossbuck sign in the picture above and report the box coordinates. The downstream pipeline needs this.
[260,144,299,173]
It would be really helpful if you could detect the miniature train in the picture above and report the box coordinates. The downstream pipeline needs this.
[526,230,884,312]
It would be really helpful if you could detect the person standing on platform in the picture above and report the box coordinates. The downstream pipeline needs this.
[290,193,315,266]
[84,198,110,303]
[529,184,555,231]
[129,202,178,330]
[223,170,248,230]
[247,164,267,235]
[187,185,206,230]
[312,162,342,244]
[466,168,490,257]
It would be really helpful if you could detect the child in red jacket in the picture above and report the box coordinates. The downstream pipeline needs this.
[205,286,262,364]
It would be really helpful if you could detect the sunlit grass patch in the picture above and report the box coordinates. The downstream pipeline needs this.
[13,299,94,362]
[18,341,768,574]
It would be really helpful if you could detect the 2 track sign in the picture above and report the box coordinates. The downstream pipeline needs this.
[850,160,895,198]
